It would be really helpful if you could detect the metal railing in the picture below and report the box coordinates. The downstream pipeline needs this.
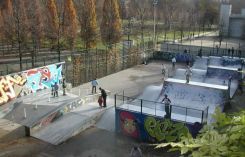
[114,93,209,124]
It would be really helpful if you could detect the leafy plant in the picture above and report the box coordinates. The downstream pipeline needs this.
[156,109,245,157]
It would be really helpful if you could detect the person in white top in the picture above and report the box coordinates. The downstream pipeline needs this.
[171,57,176,68]
[185,66,192,83]
[161,64,167,78]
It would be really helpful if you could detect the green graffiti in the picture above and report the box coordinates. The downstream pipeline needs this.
[144,117,189,142]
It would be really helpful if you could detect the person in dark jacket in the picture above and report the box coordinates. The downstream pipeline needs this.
[162,94,172,119]
[99,87,107,107]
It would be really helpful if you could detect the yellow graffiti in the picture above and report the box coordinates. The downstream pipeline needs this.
[0,75,26,105]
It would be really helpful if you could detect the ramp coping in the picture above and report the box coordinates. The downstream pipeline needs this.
[166,78,228,90]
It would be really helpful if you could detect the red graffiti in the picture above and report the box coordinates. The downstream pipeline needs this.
[27,67,51,84]
[120,111,139,138]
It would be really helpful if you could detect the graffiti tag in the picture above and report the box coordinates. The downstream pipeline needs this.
[0,75,26,105]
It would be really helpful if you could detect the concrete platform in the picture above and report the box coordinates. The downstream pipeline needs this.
[3,90,81,128]
[32,99,114,145]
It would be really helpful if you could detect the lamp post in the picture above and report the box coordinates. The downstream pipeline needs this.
[153,0,158,50]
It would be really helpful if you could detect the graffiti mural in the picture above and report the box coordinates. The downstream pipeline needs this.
[0,63,63,106]
[0,75,27,105]
[119,111,139,138]
[116,109,195,143]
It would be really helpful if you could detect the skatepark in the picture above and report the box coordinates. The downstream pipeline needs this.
[115,55,244,130]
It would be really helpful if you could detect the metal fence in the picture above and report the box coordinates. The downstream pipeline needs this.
[0,41,154,87]
[115,93,209,124]
[160,43,245,59]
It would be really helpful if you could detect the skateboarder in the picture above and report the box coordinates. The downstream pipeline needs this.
[54,82,59,97]
[185,66,192,83]
[161,64,167,79]
[99,87,107,107]
[162,94,172,119]
[231,47,234,58]
[171,57,176,69]
[91,78,98,94]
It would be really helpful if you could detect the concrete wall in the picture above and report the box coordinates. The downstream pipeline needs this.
[220,4,232,36]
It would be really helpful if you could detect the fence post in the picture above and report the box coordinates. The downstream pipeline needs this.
[185,107,188,123]
[141,99,143,114]
[114,94,117,108]
[201,110,204,124]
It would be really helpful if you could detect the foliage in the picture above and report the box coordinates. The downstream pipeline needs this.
[100,0,122,47]
[47,0,59,38]
[156,109,245,157]
[63,0,78,49]
[77,0,97,49]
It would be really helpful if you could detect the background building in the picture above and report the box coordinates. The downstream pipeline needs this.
[220,2,245,38]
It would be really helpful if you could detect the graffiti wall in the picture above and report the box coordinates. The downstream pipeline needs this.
[116,109,199,143]
[0,63,63,106]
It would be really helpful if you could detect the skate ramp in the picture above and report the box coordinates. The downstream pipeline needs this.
[161,78,229,123]
[174,69,206,82]
[209,56,243,68]
[192,57,209,70]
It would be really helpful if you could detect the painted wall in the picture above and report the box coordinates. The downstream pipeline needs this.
[116,109,200,143]
[0,63,63,106]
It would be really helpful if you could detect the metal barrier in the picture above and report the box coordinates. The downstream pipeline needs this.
[115,93,209,124]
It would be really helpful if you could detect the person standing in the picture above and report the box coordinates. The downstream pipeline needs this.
[98,96,103,108]
[171,57,176,69]
[130,146,143,157]
[62,76,66,96]
[162,94,172,119]
[185,66,192,83]
[161,64,167,79]
[198,48,202,58]
[99,87,107,107]
[231,47,234,58]
[228,48,231,57]
[238,49,242,58]
[54,82,59,97]
[91,78,98,94]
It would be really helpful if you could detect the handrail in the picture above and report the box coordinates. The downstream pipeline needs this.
[115,94,209,124]
[116,94,207,112]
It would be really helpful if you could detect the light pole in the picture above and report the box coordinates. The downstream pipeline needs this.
[153,0,158,50]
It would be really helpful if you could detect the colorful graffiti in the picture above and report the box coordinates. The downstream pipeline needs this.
[0,75,27,105]
[119,111,139,138]
[144,117,189,142]
[117,110,192,143]
[0,63,63,106]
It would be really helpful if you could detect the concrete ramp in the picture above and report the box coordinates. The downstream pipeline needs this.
[32,105,106,145]
[32,98,114,145]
